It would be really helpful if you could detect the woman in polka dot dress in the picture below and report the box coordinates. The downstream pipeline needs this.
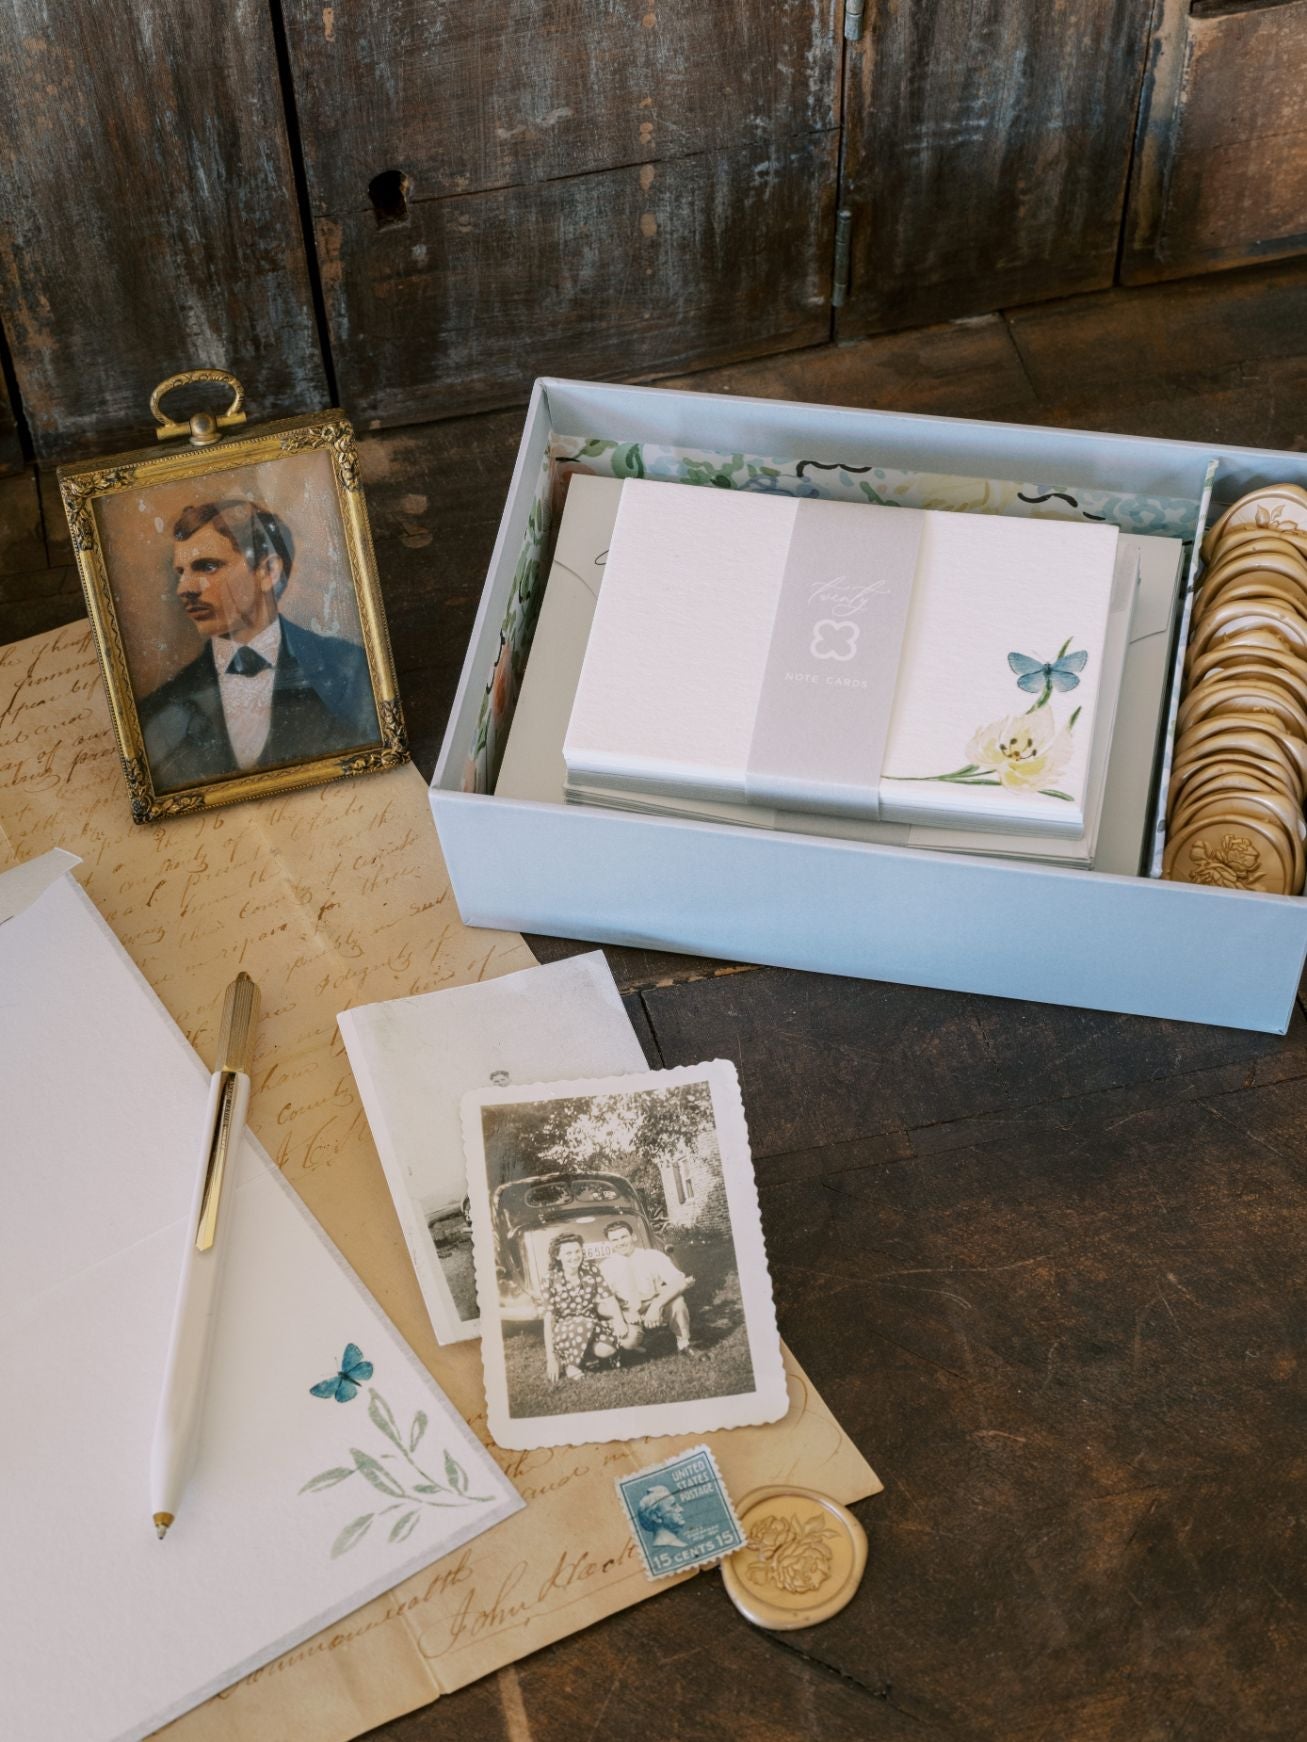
[543,1232,620,1382]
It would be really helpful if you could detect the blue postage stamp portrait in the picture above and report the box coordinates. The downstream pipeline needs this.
[616,1444,747,1579]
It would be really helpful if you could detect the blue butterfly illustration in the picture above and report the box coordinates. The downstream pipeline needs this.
[310,1343,374,1403]
[1007,647,1088,695]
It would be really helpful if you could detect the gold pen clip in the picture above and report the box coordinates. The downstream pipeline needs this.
[195,973,260,1252]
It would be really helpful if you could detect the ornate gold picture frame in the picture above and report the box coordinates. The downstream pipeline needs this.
[58,371,408,823]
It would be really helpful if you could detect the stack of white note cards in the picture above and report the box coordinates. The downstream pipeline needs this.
[501,478,1185,873]
[562,479,1132,847]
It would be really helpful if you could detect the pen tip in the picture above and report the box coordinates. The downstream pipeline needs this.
[154,1512,174,1540]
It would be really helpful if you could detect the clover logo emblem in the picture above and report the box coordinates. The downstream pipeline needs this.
[810,619,860,661]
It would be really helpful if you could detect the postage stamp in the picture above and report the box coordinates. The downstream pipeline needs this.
[616,1445,747,1580]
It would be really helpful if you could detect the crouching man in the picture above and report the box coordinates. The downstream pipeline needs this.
[598,1221,702,1359]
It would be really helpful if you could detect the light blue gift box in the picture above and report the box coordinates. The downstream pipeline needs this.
[431,378,1307,1034]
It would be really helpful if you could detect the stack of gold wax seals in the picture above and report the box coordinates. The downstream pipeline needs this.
[1164,484,1307,894]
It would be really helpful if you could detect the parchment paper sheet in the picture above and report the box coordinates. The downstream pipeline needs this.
[0,623,880,1742]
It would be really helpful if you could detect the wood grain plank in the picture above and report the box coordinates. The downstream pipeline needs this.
[1123,0,1307,284]
[0,471,43,577]
[657,312,1040,422]
[620,989,661,1064]
[640,965,1307,1160]
[839,0,1155,336]
[284,0,839,204]
[356,414,523,774]
[1006,258,1307,446]
[1007,258,1307,401]
[36,467,71,569]
[1035,354,1307,450]
[758,1084,1307,1736]
[0,466,80,641]
[285,0,842,423]
[0,0,327,461]
[317,134,839,426]
[0,564,81,642]
[0,360,24,476]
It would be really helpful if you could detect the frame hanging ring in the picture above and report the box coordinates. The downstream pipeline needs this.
[150,370,248,447]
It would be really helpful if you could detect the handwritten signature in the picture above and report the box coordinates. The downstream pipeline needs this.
[806,575,889,616]
[437,1538,642,1656]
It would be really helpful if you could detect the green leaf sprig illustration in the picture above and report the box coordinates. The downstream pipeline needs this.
[299,1387,493,1558]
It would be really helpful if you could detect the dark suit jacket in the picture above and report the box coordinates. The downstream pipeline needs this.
[138,617,378,793]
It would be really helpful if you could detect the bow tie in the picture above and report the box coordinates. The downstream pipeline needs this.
[226,646,271,677]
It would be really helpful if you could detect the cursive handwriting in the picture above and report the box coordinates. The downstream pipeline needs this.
[0,626,534,1208]
[806,575,889,615]
[435,1537,642,1657]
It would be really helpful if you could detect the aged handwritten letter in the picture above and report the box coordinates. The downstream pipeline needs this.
[0,623,880,1742]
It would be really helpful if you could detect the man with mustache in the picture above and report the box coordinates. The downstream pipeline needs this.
[138,498,377,791]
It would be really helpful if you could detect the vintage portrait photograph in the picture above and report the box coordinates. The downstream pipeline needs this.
[422,1194,478,1325]
[462,1061,788,1451]
[93,446,380,796]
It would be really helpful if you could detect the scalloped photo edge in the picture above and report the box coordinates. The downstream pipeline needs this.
[460,1060,788,1451]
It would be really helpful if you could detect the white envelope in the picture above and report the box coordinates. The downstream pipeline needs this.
[0,860,521,1742]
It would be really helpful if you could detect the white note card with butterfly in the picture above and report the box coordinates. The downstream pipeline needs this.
[877,509,1121,837]
[564,483,1124,844]
[0,862,522,1742]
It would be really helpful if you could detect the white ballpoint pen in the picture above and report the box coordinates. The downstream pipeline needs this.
[150,971,260,1540]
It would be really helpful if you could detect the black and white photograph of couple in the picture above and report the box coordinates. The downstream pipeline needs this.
[540,1216,700,1385]
[462,1061,788,1451]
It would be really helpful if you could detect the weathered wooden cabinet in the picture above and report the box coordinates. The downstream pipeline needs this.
[283,0,842,423]
[0,0,1301,468]
[0,0,326,465]
[837,0,1155,335]
[1123,0,1307,284]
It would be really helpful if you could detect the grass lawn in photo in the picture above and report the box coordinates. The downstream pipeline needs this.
[504,1234,752,1419]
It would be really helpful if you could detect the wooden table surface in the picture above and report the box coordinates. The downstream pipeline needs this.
[4,261,1305,1742]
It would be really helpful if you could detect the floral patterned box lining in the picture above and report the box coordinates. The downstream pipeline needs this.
[462,433,1202,805]
[1147,458,1218,879]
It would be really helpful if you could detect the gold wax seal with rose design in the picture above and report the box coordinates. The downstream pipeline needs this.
[720,1485,867,1630]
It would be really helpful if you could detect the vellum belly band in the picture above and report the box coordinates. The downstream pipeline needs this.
[746,501,923,819]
